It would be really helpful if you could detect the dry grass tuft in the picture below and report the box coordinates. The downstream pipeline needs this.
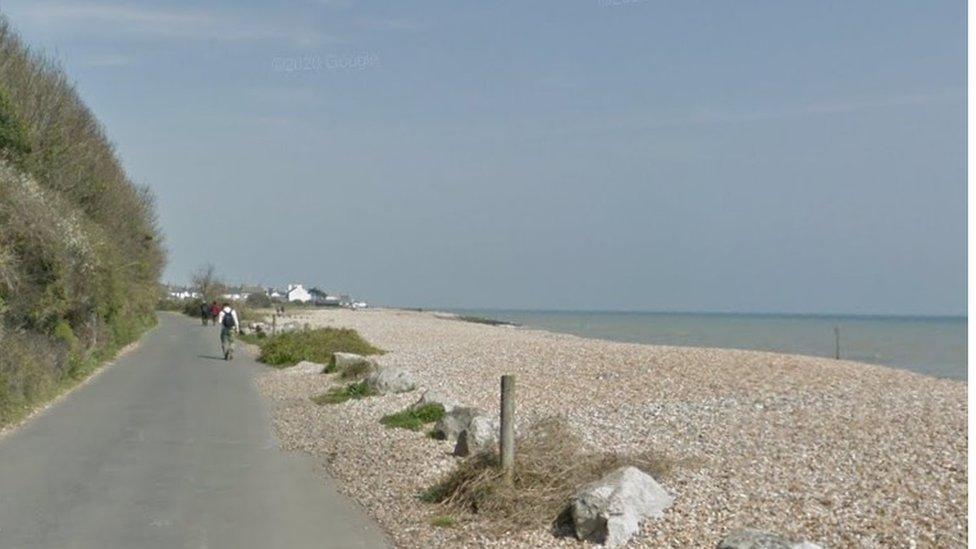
[420,416,673,531]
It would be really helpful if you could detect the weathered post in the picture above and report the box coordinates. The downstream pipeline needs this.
[500,375,516,483]
[834,325,841,360]
[272,315,277,336]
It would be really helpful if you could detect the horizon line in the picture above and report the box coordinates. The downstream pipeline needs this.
[401,306,967,320]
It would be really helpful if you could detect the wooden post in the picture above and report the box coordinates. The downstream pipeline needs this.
[272,315,277,336]
[834,325,841,360]
[500,375,516,483]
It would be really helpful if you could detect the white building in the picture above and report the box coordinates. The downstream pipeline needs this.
[285,283,312,303]
[168,288,200,300]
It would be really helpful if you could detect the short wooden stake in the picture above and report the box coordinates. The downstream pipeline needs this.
[272,315,277,336]
[834,325,841,360]
[500,375,516,483]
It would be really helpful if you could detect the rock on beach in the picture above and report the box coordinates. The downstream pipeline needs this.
[432,406,485,442]
[569,466,673,547]
[453,414,499,457]
[364,364,417,394]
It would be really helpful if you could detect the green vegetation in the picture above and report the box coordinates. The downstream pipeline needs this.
[256,328,382,367]
[245,292,272,308]
[311,381,377,405]
[0,17,163,427]
[420,417,674,530]
[380,403,445,431]
[429,515,457,528]
[335,358,374,379]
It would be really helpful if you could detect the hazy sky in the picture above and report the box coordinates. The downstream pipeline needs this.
[2,1,965,314]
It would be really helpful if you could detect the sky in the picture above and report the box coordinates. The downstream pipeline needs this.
[1,1,966,314]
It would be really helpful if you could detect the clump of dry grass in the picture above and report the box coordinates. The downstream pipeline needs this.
[420,416,673,530]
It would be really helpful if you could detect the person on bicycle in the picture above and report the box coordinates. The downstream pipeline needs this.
[216,303,240,360]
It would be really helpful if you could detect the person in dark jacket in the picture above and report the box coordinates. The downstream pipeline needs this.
[200,301,210,325]
[209,301,220,326]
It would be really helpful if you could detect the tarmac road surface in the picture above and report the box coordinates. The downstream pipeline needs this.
[0,313,390,549]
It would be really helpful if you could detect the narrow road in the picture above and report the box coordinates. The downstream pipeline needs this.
[0,313,390,548]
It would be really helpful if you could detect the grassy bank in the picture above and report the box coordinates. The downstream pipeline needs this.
[0,16,163,428]
[250,328,382,367]
[234,318,383,370]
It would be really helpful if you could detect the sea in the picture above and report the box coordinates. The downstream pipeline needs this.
[450,310,968,380]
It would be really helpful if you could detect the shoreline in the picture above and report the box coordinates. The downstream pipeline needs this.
[422,308,967,381]
[255,307,967,547]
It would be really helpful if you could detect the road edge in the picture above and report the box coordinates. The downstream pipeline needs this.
[0,322,157,442]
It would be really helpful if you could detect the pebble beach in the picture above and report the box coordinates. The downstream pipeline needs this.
[254,308,967,548]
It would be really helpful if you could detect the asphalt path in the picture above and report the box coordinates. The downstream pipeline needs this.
[0,312,390,549]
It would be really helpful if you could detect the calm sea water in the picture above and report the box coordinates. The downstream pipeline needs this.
[452,310,968,380]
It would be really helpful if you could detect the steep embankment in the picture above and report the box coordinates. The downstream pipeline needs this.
[0,16,164,427]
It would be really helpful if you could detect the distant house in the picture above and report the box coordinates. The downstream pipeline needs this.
[167,287,199,300]
[285,283,311,303]
[221,285,263,301]
[309,287,341,307]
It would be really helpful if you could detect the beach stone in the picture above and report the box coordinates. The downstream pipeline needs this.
[410,390,459,414]
[432,407,485,441]
[569,466,673,547]
[716,529,823,549]
[453,415,499,457]
[364,365,417,394]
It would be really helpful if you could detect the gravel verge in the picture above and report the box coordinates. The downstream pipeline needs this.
[254,308,967,548]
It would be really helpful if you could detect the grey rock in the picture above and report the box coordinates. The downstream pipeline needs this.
[432,407,485,441]
[410,390,458,414]
[453,415,499,457]
[716,529,823,549]
[569,466,673,547]
[364,365,417,394]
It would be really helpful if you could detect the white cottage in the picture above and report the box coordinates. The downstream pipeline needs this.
[285,284,312,303]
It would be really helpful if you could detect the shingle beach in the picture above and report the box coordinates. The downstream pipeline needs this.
[254,308,967,548]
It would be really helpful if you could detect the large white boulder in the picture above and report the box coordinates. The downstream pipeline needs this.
[453,415,499,457]
[569,466,673,547]
[410,390,459,414]
[364,365,417,394]
[432,407,484,442]
[716,529,822,549]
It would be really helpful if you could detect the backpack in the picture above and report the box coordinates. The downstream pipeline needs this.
[222,310,236,328]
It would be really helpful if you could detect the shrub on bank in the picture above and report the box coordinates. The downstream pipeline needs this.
[311,381,377,405]
[0,17,163,427]
[257,328,382,367]
[245,292,272,308]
